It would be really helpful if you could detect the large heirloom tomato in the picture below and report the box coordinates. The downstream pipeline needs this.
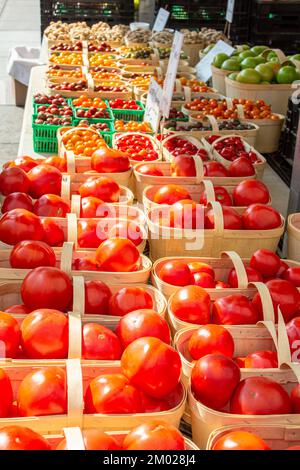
[153,185,191,205]
[121,337,181,399]
[20,309,68,359]
[44,155,67,172]
[171,155,196,177]
[10,240,56,269]
[78,176,120,203]
[0,312,20,358]
[228,266,263,288]
[84,374,143,414]
[0,167,30,195]
[188,324,234,360]
[84,280,112,314]
[109,287,153,316]
[123,422,185,450]
[191,354,240,410]
[159,260,193,286]
[232,180,270,206]
[170,200,204,229]
[92,147,130,173]
[82,323,122,360]
[170,285,211,324]
[5,304,30,314]
[242,204,282,230]
[108,221,143,247]
[212,294,259,325]
[0,209,44,245]
[212,431,270,451]
[17,367,67,417]
[28,164,62,198]
[80,196,106,218]
[228,157,255,177]
[284,267,300,287]
[205,206,243,230]
[230,376,292,415]
[244,350,278,369]
[200,186,232,207]
[56,429,120,450]
[204,161,229,177]
[250,249,281,277]
[0,426,51,450]
[21,267,73,312]
[6,156,37,173]
[33,194,70,217]
[1,192,33,213]
[40,218,65,246]
[77,219,107,248]
[96,238,140,272]
[116,309,171,349]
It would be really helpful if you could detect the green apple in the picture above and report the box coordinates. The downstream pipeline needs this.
[241,57,259,69]
[276,66,300,84]
[236,69,262,84]
[228,72,239,80]
[255,64,274,82]
[239,50,256,60]
[221,58,241,71]
[213,53,229,68]
[251,45,268,56]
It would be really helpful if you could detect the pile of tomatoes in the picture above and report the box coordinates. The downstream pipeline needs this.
[109,99,142,110]
[72,95,107,109]
[61,127,105,156]
[114,120,152,133]
[115,134,158,161]
[49,52,83,66]
[163,136,208,160]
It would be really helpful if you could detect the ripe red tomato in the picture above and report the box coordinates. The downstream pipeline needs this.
[79,176,120,203]
[5,304,30,314]
[40,218,65,246]
[137,164,164,176]
[250,249,281,277]
[77,219,107,248]
[17,366,67,417]
[212,430,270,450]
[228,266,263,288]
[290,383,300,413]
[244,350,278,368]
[233,180,270,206]
[108,220,143,247]
[96,238,140,272]
[80,196,106,218]
[228,157,255,177]
[215,280,230,289]
[153,185,192,205]
[284,267,300,287]
[230,376,292,415]
[1,192,33,213]
[212,294,259,325]
[188,261,215,278]
[188,324,234,360]
[33,194,70,217]
[116,309,171,349]
[276,260,289,278]
[205,206,243,230]
[56,429,120,450]
[252,279,300,323]
[204,161,229,177]
[242,204,282,230]
[286,317,300,361]
[170,285,211,324]
[7,156,38,173]
[123,422,185,450]
[193,272,215,288]
[10,240,56,269]
[191,354,240,410]
[44,156,67,172]
[0,209,44,245]
[73,257,99,271]
[0,426,50,450]
[109,287,153,316]
[28,164,62,199]
[200,186,232,207]
[84,280,111,314]
[92,147,130,173]
[171,155,196,177]
[159,260,193,286]
[0,312,20,359]
[20,309,68,359]
[121,337,181,399]
[0,167,30,195]
[84,374,143,414]
[170,200,204,229]
[82,323,122,360]
[21,267,73,312]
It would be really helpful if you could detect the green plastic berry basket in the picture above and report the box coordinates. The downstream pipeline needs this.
[32,97,73,114]
[107,100,145,122]
[74,106,114,122]
[32,114,74,153]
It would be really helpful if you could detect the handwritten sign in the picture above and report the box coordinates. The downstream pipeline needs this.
[152,8,170,32]
[195,40,235,83]
[161,31,184,118]
[226,0,235,23]
[144,77,163,133]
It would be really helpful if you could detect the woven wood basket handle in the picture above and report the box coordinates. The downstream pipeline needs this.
[66,150,76,174]
[225,97,234,109]
[72,275,85,314]
[63,427,85,450]
[175,79,182,93]
[249,281,275,323]
[192,154,204,183]
[201,179,216,203]
[277,307,293,366]
[67,213,78,248]
[82,65,88,75]
[183,85,191,102]
[205,115,219,132]
[60,241,74,275]
[61,174,71,200]
[208,201,224,236]
[66,358,83,426]
[86,72,94,91]
[71,195,81,218]
[221,251,248,289]
[261,48,287,64]
[68,310,82,359]
[236,104,245,119]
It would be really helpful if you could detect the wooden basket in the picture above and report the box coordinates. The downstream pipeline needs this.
[112,132,161,165]
[147,201,284,261]
[240,115,285,154]
[0,359,186,433]
[182,93,225,116]
[182,44,203,67]
[161,133,208,163]
[288,213,300,263]
[211,65,233,96]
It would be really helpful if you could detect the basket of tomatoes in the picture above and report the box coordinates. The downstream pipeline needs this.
[108,99,145,122]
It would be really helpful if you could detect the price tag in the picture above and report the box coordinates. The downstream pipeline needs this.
[152,8,170,32]
[144,77,163,133]
[161,31,184,118]
[226,0,235,23]
[195,40,235,83]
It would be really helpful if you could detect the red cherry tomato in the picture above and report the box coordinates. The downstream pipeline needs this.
[212,294,259,325]
[242,204,282,230]
[40,218,65,246]
[230,376,292,415]
[0,167,30,195]
[21,267,73,312]
[244,350,278,368]
[188,324,234,360]
[0,312,20,358]
[191,354,240,410]
[17,366,67,417]
[228,157,255,177]
[159,260,193,286]
[28,164,62,198]
[116,309,171,349]
[84,280,112,315]
[79,176,120,203]
[121,337,181,399]
[123,422,185,450]
[170,285,211,324]
[10,240,56,269]
[250,249,281,277]
[96,238,140,272]
[56,428,120,450]
[33,194,70,217]
[205,206,243,230]
[82,323,122,360]
[1,192,33,213]
[283,267,300,287]
[91,147,130,173]
[0,209,44,245]
[233,180,270,206]
[153,185,191,205]
[228,266,263,288]
[109,287,153,316]
[212,430,270,450]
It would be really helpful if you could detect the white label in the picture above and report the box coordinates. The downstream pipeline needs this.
[195,40,235,82]
[152,8,170,32]
[161,31,184,118]
[144,77,163,133]
[226,0,235,23]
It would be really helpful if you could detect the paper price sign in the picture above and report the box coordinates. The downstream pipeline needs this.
[226,0,235,23]
[152,8,170,32]
[144,77,163,133]
[161,31,184,118]
[195,40,235,83]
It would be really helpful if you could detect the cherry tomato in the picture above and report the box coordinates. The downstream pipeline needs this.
[244,350,278,368]
[212,430,270,450]
[205,206,243,230]
[56,429,120,450]
[21,267,73,312]
[0,167,30,195]
[250,249,281,277]
[33,194,70,217]
[121,337,181,399]
[228,266,263,288]
[191,354,240,410]
[82,323,122,360]
[79,176,120,203]
[0,426,51,450]
[40,218,65,246]
[188,324,234,360]
[233,180,270,206]
[0,209,44,245]
[0,312,20,359]
[213,294,259,325]
[10,240,56,269]
[123,422,185,450]
[28,164,62,198]
[109,287,153,316]
[84,280,112,315]
[1,192,33,213]
[96,238,140,272]
[153,185,191,205]
[92,147,130,173]
[170,285,211,324]
[159,260,193,286]
[242,204,282,230]
[17,366,67,417]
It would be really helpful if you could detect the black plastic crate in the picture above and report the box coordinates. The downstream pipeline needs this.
[286,97,300,135]
[251,0,300,33]
[281,129,298,164]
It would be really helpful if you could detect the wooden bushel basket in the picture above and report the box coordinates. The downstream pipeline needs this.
[211,64,233,96]
[288,213,300,263]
